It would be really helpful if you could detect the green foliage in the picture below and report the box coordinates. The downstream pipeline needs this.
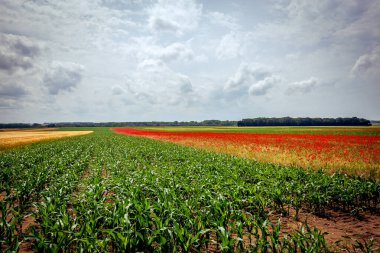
[238,117,372,127]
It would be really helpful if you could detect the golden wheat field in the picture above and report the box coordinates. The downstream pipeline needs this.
[0,129,93,150]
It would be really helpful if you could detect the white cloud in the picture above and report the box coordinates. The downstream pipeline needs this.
[351,47,380,76]
[1,0,379,121]
[137,58,166,72]
[225,64,271,92]
[147,0,202,35]
[127,59,194,105]
[43,62,85,95]
[143,42,194,62]
[216,32,241,60]
[208,11,239,30]
[286,77,318,95]
[256,0,378,51]
[249,76,281,96]
[223,63,280,98]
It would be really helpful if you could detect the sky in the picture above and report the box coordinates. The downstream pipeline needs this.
[0,0,379,123]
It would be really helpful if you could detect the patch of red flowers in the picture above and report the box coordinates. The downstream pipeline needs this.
[112,128,380,179]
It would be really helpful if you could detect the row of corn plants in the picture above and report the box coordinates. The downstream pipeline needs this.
[0,134,93,252]
[0,128,379,252]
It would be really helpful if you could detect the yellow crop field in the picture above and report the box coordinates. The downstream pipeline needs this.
[0,130,93,150]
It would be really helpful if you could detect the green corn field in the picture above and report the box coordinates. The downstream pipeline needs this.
[1,128,379,252]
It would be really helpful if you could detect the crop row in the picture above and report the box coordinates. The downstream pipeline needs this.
[0,128,379,252]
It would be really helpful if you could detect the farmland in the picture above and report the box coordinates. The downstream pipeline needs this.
[0,129,93,150]
[140,126,380,135]
[1,127,380,252]
[113,127,380,180]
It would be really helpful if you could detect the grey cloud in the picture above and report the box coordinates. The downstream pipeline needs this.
[0,34,42,73]
[0,83,27,110]
[177,74,193,94]
[0,83,28,98]
[0,34,41,58]
[12,38,41,58]
[110,84,137,105]
[249,76,280,96]
[335,1,380,49]
[286,77,318,95]
[0,51,33,72]
[284,1,371,23]
[43,62,84,95]
[0,98,18,109]
[111,85,124,95]
[286,1,340,20]
[1,0,379,121]
[101,0,144,10]
[268,0,379,51]
[149,17,179,33]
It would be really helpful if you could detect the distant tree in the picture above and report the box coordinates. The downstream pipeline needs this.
[237,117,371,127]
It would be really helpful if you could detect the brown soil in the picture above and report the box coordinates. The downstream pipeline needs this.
[0,191,6,200]
[18,213,36,253]
[4,151,377,252]
[17,167,93,253]
[272,207,380,250]
[13,204,379,252]
[0,201,37,253]
[67,168,92,220]
[102,166,108,178]
[101,166,115,204]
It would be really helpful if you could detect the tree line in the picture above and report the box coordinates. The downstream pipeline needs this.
[0,117,373,128]
[0,120,237,128]
[237,117,372,126]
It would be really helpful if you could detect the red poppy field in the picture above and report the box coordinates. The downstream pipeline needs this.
[112,127,380,179]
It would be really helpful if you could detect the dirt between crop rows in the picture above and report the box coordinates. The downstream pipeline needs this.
[272,207,380,250]
[4,169,379,252]
[15,203,379,252]
[16,167,94,253]
[6,161,377,251]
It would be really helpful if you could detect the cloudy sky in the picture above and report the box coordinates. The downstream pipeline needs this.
[0,0,379,123]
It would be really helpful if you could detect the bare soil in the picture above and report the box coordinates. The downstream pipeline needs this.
[273,207,380,250]
[14,203,379,252]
